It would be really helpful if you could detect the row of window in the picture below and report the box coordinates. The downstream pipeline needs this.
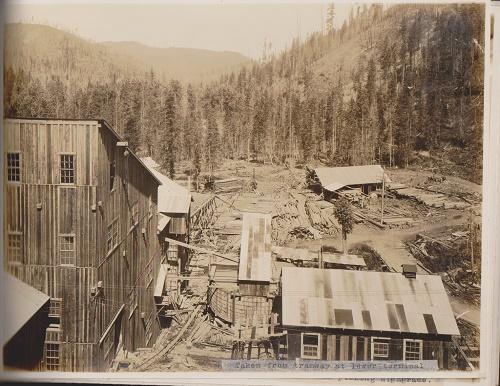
[300,334,423,361]
[6,213,151,266]
[6,232,75,266]
[6,152,76,184]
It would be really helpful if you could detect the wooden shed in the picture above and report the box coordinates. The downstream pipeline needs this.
[207,212,275,327]
[237,212,273,296]
[3,118,163,371]
[277,267,462,369]
[308,165,387,198]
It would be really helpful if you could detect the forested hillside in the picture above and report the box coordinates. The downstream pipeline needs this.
[3,4,484,183]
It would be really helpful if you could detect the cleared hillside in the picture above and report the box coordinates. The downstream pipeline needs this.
[4,23,251,85]
[100,41,250,83]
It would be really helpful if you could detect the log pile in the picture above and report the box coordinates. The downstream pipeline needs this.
[305,201,339,235]
[186,316,235,350]
[271,191,334,244]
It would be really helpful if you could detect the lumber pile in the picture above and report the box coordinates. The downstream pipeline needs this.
[212,178,243,194]
[389,184,469,209]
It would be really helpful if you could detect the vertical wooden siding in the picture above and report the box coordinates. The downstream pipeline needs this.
[95,127,161,358]
[3,119,161,371]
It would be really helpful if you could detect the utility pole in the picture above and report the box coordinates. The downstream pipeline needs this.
[469,209,474,270]
[380,168,385,225]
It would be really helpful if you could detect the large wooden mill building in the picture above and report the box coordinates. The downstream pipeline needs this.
[3,118,163,371]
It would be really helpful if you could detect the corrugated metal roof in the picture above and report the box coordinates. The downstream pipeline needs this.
[281,267,460,336]
[314,165,387,192]
[2,272,50,345]
[238,212,272,282]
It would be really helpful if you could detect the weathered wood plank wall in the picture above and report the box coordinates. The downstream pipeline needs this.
[3,119,162,371]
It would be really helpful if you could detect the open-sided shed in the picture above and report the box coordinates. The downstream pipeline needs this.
[310,165,387,196]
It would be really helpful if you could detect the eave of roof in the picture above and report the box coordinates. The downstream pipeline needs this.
[2,272,50,345]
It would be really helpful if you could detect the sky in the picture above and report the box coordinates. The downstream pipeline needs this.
[4,1,352,59]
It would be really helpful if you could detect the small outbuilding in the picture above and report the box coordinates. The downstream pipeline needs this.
[238,212,273,296]
[277,267,461,369]
[308,165,388,199]
[208,212,275,327]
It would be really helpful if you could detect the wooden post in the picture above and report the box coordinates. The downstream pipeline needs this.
[270,313,277,335]
[319,243,323,269]
[469,210,474,270]
[232,293,236,325]
[380,169,385,225]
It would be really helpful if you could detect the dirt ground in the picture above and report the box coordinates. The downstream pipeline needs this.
[125,160,482,371]
[192,161,482,322]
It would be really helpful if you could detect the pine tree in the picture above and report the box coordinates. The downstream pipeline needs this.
[159,85,176,178]
[334,197,355,254]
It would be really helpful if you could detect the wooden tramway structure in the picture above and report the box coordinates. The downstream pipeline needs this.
[189,195,219,240]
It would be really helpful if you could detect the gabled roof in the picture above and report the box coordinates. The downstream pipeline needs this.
[281,267,460,336]
[2,272,50,345]
[238,212,272,283]
[313,165,387,192]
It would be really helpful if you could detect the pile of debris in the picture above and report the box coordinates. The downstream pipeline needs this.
[186,315,235,350]
[406,231,481,306]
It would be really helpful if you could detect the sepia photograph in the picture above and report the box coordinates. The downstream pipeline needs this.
[0,0,495,382]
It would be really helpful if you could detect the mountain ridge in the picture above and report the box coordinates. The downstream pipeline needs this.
[4,23,251,84]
